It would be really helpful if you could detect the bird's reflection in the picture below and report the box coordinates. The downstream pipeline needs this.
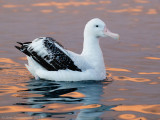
[16,79,116,120]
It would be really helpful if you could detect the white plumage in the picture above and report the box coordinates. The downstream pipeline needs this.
[16,18,119,81]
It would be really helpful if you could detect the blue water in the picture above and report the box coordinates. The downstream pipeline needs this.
[15,80,113,119]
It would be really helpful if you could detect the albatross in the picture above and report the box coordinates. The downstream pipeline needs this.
[15,18,119,81]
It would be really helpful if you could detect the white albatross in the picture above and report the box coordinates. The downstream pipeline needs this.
[15,18,119,81]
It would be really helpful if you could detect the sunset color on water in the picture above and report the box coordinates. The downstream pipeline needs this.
[0,0,160,119]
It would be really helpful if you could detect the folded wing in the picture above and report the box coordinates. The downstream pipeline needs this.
[15,37,81,71]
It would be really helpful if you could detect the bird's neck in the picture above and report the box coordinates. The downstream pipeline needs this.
[81,32,104,61]
[81,33,102,56]
[81,33,106,78]
[81,34,105,75]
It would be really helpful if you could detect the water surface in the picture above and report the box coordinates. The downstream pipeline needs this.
[0,0,160,119]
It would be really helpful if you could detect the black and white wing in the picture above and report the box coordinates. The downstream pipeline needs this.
[15,37,81,71]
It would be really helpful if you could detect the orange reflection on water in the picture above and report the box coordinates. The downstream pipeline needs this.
[113,76,150,82]
[2,4,24,8]
[118,88,128,91]
[0,58,30,82]
[60,91,85,98]
[149,82,159,85]
[106,67,131,72]
[0,106,42,113]
[0,85,26,96]
[119,114,147,120]
[0,58,19,66]
[145,57,160,60]
[39,118,54,120]
[47,103,101,112]
[108,7,143,13]
[46,103,67,110]
[0,103,100,115]
[32,1,96,9]
[112,104,160,115]
[107,98,126,101]
[147,9,157,14]
[63,104,101,111]
[134,0,150,3]
[19,57,27,61]
[108,9,128,13]
[138,72,160,75]
[1,66,28,77]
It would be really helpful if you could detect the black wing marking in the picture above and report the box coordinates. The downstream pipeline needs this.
[15,42,32,56]
[15,37,81,72]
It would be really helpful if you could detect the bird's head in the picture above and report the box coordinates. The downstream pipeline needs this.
[84,18,119,40]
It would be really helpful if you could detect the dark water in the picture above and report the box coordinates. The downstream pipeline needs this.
[0,0,160,120]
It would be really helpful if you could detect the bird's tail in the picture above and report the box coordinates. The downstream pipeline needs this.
[15,42,32,56]
[15,42,42,80]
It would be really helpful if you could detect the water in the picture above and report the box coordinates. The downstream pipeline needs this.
[0,0,160,119]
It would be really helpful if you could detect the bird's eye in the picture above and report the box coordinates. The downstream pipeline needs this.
[95,25,99,27]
